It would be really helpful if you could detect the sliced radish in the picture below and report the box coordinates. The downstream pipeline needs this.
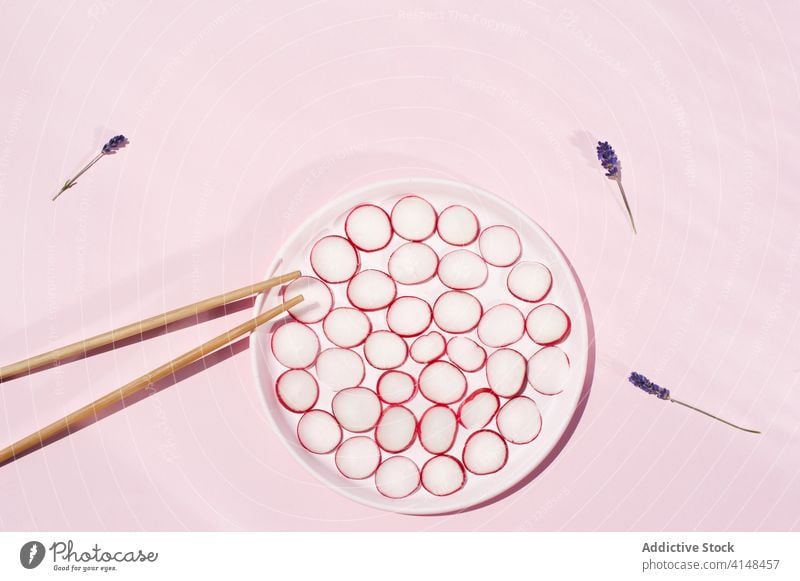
[496,396,542,444]
[388,242,439,285]
[446,337,487,372]
[477,304,525,348]
[284,276,333,324]
[275,369,319,413]
[432,291,483,334]
[479,225,521,267]
[386,296,432,337]
[409,331,445,363]
[437,250,488,290]
[462,430,508,475]
[364,331,408,369]
[391,195,437,241]
[418,361,467,404]
[527,346,571,395]
[296,410,342,454]
[421,455,466,496]
[374,456,420,499]
[270,322,320,369]
[344,204,392,252]
[374,405,417,453]
[323,307,371,348]
[376,370,416,404]
[331,387,382,432]
[526,303,571,345]
[347,269,396,311]
[418,405,458,454]
[335,436,381,480]
[310,235,360,283]
[485,348,527,397]
[315,348,365,391]
[457,388,500,429]
[507,261,552,302]
[437,205,479,246]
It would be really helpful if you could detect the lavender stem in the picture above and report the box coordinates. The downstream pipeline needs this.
[668,397,761,434]
[614,178,637,234]
[52,135,127,201]
[53,152,105,201]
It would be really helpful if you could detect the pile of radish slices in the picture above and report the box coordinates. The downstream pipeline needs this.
[269,195,573,501]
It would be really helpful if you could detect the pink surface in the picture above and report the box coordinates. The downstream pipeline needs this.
[0,0,798,531]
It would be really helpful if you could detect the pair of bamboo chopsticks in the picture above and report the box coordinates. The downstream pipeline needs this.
[0,271,304,464]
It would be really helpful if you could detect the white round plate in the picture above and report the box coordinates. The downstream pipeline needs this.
[250,177,588,515]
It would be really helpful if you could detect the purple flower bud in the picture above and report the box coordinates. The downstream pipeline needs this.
[596,140,620,178]
[102,134,127,154]
[629,371,670,400]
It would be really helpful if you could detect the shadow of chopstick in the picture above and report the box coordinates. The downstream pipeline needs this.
[0,336,250,467]
[0,296,257,384]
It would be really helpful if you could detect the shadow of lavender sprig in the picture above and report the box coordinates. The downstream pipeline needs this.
[629,371,760,434]
[53,134,128,201]
[597,140,636,234]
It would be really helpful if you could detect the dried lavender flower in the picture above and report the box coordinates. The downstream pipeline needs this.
[629,371,760,434]
[596,141,620,178]
[53,134,128,201]
[596,140,636,234]
[629,371,670,399]
[101,134,127,154]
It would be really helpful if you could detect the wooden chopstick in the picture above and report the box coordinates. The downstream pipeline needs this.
[0,271,301,382]
[0,294,304,464]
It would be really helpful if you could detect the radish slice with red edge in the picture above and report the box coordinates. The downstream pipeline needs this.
[375,405,417,453]
[477,304,525,347]
[386,296,432,337]
[421,455,466,496]
[507,261,552,302]
[418,405,458,454]
[496,396,542,444]
[296,410,342,454]
[388,242,439,285]
[310,235,360,283]
[344,204,392,251]
[479,225,521,267]
[376,370,416,404]
[331,387,382,432]
[462,429,508,475]
[527,346,571,395]
[315,348,364,391]
[485,348,527,397]
[335,436,381,480]
[391,195,437,241]
[375,456,420,499]
[526,303,571,345]
[364,331,408,369]
[437,250,488,290]
[347,269,396,311]
[270,322,320,369]
[418,360,467,404]
[409,331,445,363]
[323,307,371,348]
[432,291,482,334]
[284,276,333,324]
[446,337,486,372]
[275,369,319,413]
[437,205,479,246]
[457,388,499,429]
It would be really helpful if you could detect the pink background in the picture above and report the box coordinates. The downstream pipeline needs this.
[1,0,798,531]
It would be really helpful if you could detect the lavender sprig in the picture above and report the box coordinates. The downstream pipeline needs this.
[629,371,760,434]
[53,135,128,201]
[596,140,636,234]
